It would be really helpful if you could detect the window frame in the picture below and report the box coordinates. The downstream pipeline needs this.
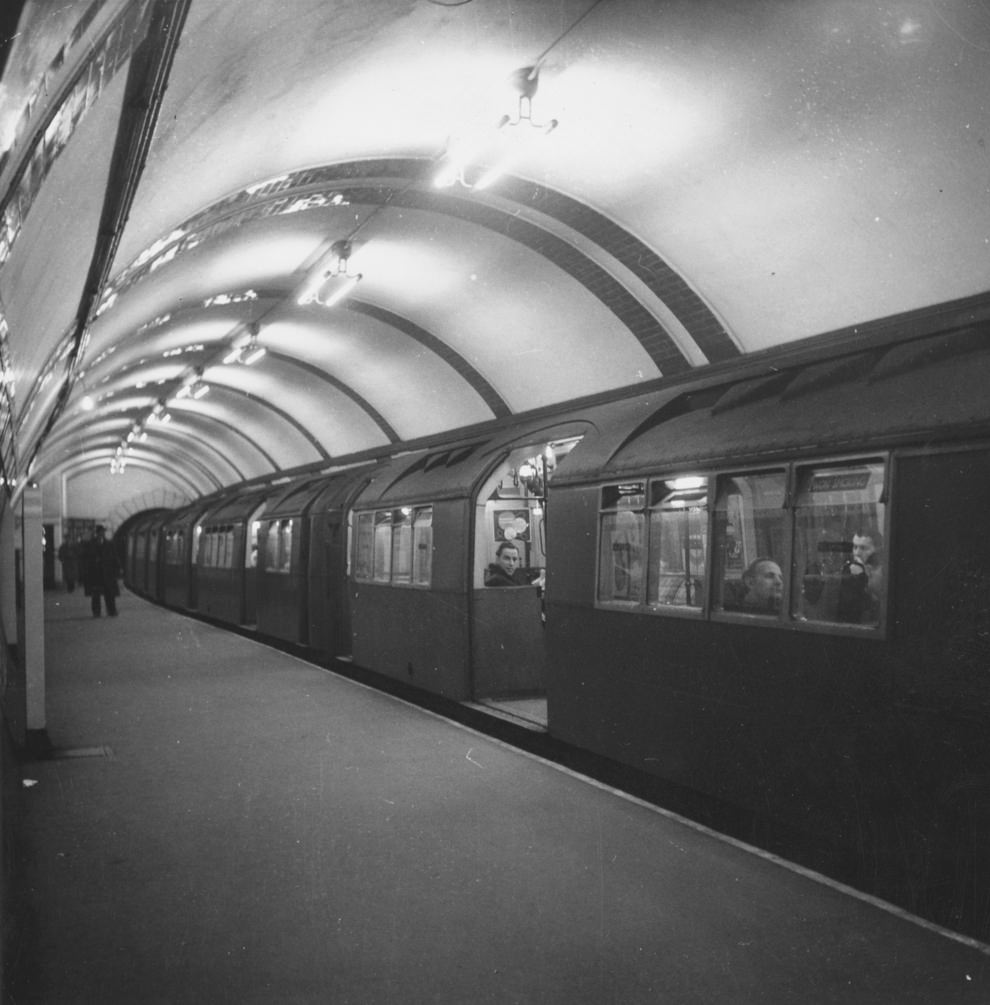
[352,505,434,589]
[261,518,294,574]
[595,481,647,607]
[647,475,711,616]
[593,453,889,636]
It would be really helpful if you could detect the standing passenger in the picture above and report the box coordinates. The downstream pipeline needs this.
[82,525,122,617]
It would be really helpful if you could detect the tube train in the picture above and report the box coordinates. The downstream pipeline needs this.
[124,314,990,940]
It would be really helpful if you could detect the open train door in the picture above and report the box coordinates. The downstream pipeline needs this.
[469,433,583,713]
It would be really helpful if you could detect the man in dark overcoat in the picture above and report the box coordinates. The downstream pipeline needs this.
[81,525,121,617]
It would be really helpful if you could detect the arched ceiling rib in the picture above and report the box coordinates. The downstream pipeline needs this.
[60,453,212,499]
[95,161,728,370]
[345,301,510,419]
[0,0,987,513]
[261,347,400,444]
[41,413,261,485]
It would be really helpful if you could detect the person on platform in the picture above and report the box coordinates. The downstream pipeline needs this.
[82,525,121,617]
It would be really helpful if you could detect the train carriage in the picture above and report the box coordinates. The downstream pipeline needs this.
[195,485,273,626]
[255,466,376,650]
[303,464,380,658]
[255,475,329,645]
[544,325,990,931]
[348,419,588,704]
[160,498,221,610]
[140,510,168,600]
[123,510,162,595]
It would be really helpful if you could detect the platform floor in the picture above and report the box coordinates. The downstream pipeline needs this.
[6,589,989,1003]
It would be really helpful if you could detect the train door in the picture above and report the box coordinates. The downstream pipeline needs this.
[305,470,374,660]
[189,521,204,608]
[469,437,581,715]
[242,503,266,624]
[326,508,350,656]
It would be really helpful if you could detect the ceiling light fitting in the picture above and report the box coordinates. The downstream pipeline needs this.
[498,66,558,133]
[298,239,362,308]
[175,367,210,400]
[223,322,266,365]
[434,65,557,191]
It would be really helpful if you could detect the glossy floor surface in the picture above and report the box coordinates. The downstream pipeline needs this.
[7,590,989,1003]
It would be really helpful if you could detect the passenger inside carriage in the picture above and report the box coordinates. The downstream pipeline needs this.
[724,557,783,614]
[836,531,883,624]
[484,541,545,588]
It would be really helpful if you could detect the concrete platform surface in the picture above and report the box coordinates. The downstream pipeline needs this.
[6,590,989,1003]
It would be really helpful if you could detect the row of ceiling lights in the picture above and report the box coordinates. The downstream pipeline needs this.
[109,321,267,473]
[106,62,562,475]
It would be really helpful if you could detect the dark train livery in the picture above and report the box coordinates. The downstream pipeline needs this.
[123,318,990,940]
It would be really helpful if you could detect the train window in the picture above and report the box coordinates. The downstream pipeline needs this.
[262,520,292,573]
[278,520,292,573]
[353,512,374,579]
[165,530,184,565]
[373,511,393,582]
[353,508,433,587]
[648,477,708,609]
[391,509,414,584]
[713,471,786,615]
[791,461,885,626]
[598,483,645,603]
[412,507,433,586]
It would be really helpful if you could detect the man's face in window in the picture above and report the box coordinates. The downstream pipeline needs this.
[498,547,520,575]
[746,560,783,607]
[851,535,876,565]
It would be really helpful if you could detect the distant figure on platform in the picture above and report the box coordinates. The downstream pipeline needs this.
[82,525,121,618]
[57,538,79,593]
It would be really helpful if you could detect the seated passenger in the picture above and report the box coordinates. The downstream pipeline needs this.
[836,532,883,623]
[726,557,783,614]
[484,542,530,587]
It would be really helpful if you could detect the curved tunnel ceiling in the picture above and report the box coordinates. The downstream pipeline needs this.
[0,0,988,506]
